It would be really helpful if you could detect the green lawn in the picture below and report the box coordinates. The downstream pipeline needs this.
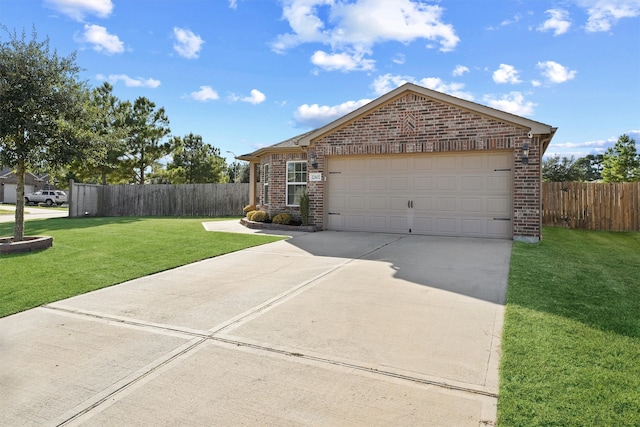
[0,217,284,318]
[499,227,640,426]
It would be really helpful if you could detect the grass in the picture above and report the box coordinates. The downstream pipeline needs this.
[499,227,640,426]
[0,217,284,318]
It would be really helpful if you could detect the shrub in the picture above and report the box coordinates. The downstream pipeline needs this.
[246,210,257,220]
[272,213,291,225]
[251,211,269,222]
[299,192,310,226]
[243,204,256,213]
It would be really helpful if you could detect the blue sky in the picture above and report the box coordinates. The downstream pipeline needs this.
[2,0,639,163]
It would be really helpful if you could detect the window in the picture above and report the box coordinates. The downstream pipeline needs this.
[286,161,307,206]
[263,164,269,205]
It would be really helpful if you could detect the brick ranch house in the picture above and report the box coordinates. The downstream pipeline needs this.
[239,83,556,242]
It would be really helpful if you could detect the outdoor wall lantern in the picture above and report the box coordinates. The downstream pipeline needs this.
[309,151,318,169]
[521,142,530,165]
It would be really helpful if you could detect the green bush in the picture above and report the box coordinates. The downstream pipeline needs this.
[251,211,269,222]
[272,213,291,225]
[243,204,256,213]
[299,192,310,226]
[246,210,257,220]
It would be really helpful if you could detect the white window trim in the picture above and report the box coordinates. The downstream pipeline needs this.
[286,160,307,207]
[263,164,269,205]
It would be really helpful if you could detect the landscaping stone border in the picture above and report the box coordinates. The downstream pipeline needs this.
[240,218,317,232]
[0,236,53,255]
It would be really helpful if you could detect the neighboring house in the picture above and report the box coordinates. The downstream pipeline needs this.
[0,168,49,204]
[239,83,556,242]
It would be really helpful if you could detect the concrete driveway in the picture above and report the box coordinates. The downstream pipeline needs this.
[0,221,511,426]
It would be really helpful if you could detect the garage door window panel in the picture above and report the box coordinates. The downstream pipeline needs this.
[286,161,307,206]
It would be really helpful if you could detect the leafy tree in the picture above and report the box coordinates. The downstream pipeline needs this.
[0,27,92,240]
[574,154,603,182]
[166,133,226,183]
[120,97,170,184]
[71,82,128,184]
[542,155,580,182]
[228,161,250,183]
[602,134,640,182]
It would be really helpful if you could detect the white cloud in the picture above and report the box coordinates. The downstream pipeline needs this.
[538,9,572,35]
[392,53,405,65]
[44,0,113,21]
[311,50,375,72]
[577,0,640,32]
[487,13,522,30]
[531,80,542,87]
[77,24,124,55]
[242,89,266,105]
[484,92,536,116]
[190,86,219,101]
[493,64,522,84]
[271,0,459,72]
[371,73,474,100]
[452,65,469,77]
[293,99,372,128]
[537,60,577,83]
[173,27,204,59]
[228,89,267,104]
[98,74,161,88]
[229,0,238,9]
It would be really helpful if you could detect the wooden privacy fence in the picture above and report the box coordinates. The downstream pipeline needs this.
[543,182,640,231]
[69,181,249,218]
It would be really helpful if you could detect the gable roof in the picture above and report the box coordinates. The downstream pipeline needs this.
[239,82,556,160]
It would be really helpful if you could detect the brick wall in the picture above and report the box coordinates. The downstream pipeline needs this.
[261,93,543,239]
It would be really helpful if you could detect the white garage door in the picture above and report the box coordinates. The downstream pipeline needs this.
[3,184,34,204]
[326,152,513,239]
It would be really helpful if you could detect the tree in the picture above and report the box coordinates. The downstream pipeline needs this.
[0,27,92,240]
[601,134,640,182]
[120,97,170,184]
[166,133,226,183]
[228,161,250,183]
[574,154,603,182]
[542,155,580,182]
[71,82,128,184]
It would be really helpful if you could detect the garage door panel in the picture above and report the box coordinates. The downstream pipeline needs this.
[349,196,365,210]
[436,197,456,212]
[369,177,387,191]
[413,157,433,170]
[412,197,432,211]
[327,213,344,229]
[369,216,387,230]
[462,197,483,213]
[326,152,512,239]
[463,155,483,169]
[413,216,432,232]
[462,218,483,234]
[487,197,509,214]
[414,177,433,190]
[391,177,409,190]
[462,176,483,190]
[328,195,346,210]
[435,218,456,233]
[369,197,387,210]
[436,156,457,170]
[487,176,509,191]
[390,197,408,210]
[487,219,511,237]
[391,158,408,170]
[349,177,366,190]
[389,216,408,232]
[347,215,366,229]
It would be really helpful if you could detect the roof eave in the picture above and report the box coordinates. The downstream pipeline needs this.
[297,82,556,146]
